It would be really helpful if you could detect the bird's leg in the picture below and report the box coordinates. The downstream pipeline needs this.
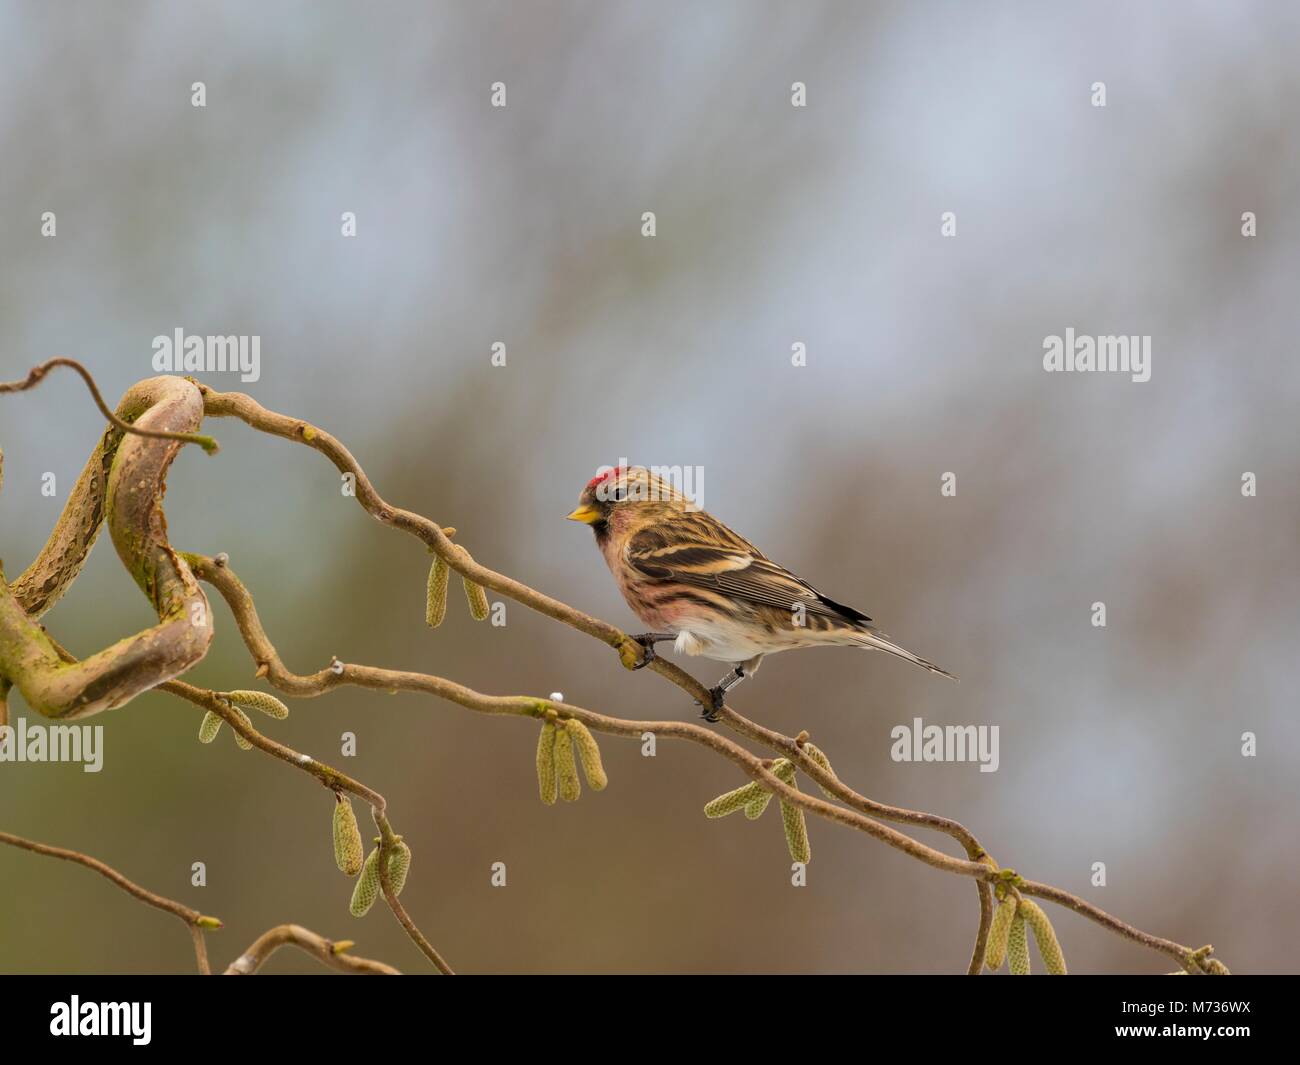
[628,632,676,670]
[699,665,749,722]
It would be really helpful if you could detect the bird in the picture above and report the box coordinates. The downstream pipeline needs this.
[566,465,955,720]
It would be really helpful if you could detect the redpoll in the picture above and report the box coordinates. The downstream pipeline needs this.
[568,466,954,719]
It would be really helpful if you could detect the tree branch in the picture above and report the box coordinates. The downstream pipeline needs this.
[0,369,214,718]
[0,830,220,973]
[195,384,1231,973]
[0,363,1233,974]
[0,832,401,975]
[224,925,400,975]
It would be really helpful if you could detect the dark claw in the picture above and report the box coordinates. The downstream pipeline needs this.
[629,634,658,670]
[694,686,725,723]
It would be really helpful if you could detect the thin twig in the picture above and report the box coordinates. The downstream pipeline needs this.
[373,811,455,975]
[159,678,449,969]
[0,832,403,975]
[224,924,400,975]
[190,925,212,975]
[0,830,212,926]
[0,830,220,974]
[969,881,993,975]
[0,357,219,453]
[162,679,386,807]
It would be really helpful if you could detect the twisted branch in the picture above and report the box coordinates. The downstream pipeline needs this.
[0,371,213,717]
[0,361,446,970]
[0,361,1232,974]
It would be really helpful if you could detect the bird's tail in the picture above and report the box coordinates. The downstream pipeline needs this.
[851,630,958,681]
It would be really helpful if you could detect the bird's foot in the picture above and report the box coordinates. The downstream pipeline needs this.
[624,637,655,670]
[627,632,676,670]
[695,686,725,723]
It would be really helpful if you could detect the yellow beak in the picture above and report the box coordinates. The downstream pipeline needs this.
[566,504,602,524]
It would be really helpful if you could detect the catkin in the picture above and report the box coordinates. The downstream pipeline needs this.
[780,799,811,864]
[386,839,412,896]
[566,720,607,791]
[555,726,581,802]
[332,796,364,876]
[426,557,448,627]
[198,711,223,744]
[743,791,774,819]
[704,781,767,818]
[229,707,254,750]
[984,893,1018,970]
[536,721,558,805]
[225,690,289,719]
[350,849,381,917]
[1020,899,1067,975]
[741,759,793,818]
[463,577,489,621]
[1007,911,1031,975]
[801,743,839,799]
[764,760,810,861]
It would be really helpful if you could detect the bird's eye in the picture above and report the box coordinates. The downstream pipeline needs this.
[609,487,627,503]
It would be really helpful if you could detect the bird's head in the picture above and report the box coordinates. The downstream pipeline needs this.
[566,466,691,530]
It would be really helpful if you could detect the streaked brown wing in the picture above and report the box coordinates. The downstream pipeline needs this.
[625,515,872,627]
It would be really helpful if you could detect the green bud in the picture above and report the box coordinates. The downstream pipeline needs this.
[555,725,581,802]
[1007,911,1031,975]
[225,689,289,720]
[463,577,489,621]
[566,719,607,791]
[984,893,1017,970]
[704,781,767,818]
[198,710,223,744]
[1020,898,1067,975]
[386,838,412,896]
[332,796,364,876]
[229,706,254,750]
[350,849,381,917]
[536,721,557,805]
[426,557,449,628]
[195,915,223,930]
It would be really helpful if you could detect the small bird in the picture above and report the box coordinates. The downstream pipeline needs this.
[567,466,955,719]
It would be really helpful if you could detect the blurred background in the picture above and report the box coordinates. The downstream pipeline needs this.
[1,1,1297,974]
